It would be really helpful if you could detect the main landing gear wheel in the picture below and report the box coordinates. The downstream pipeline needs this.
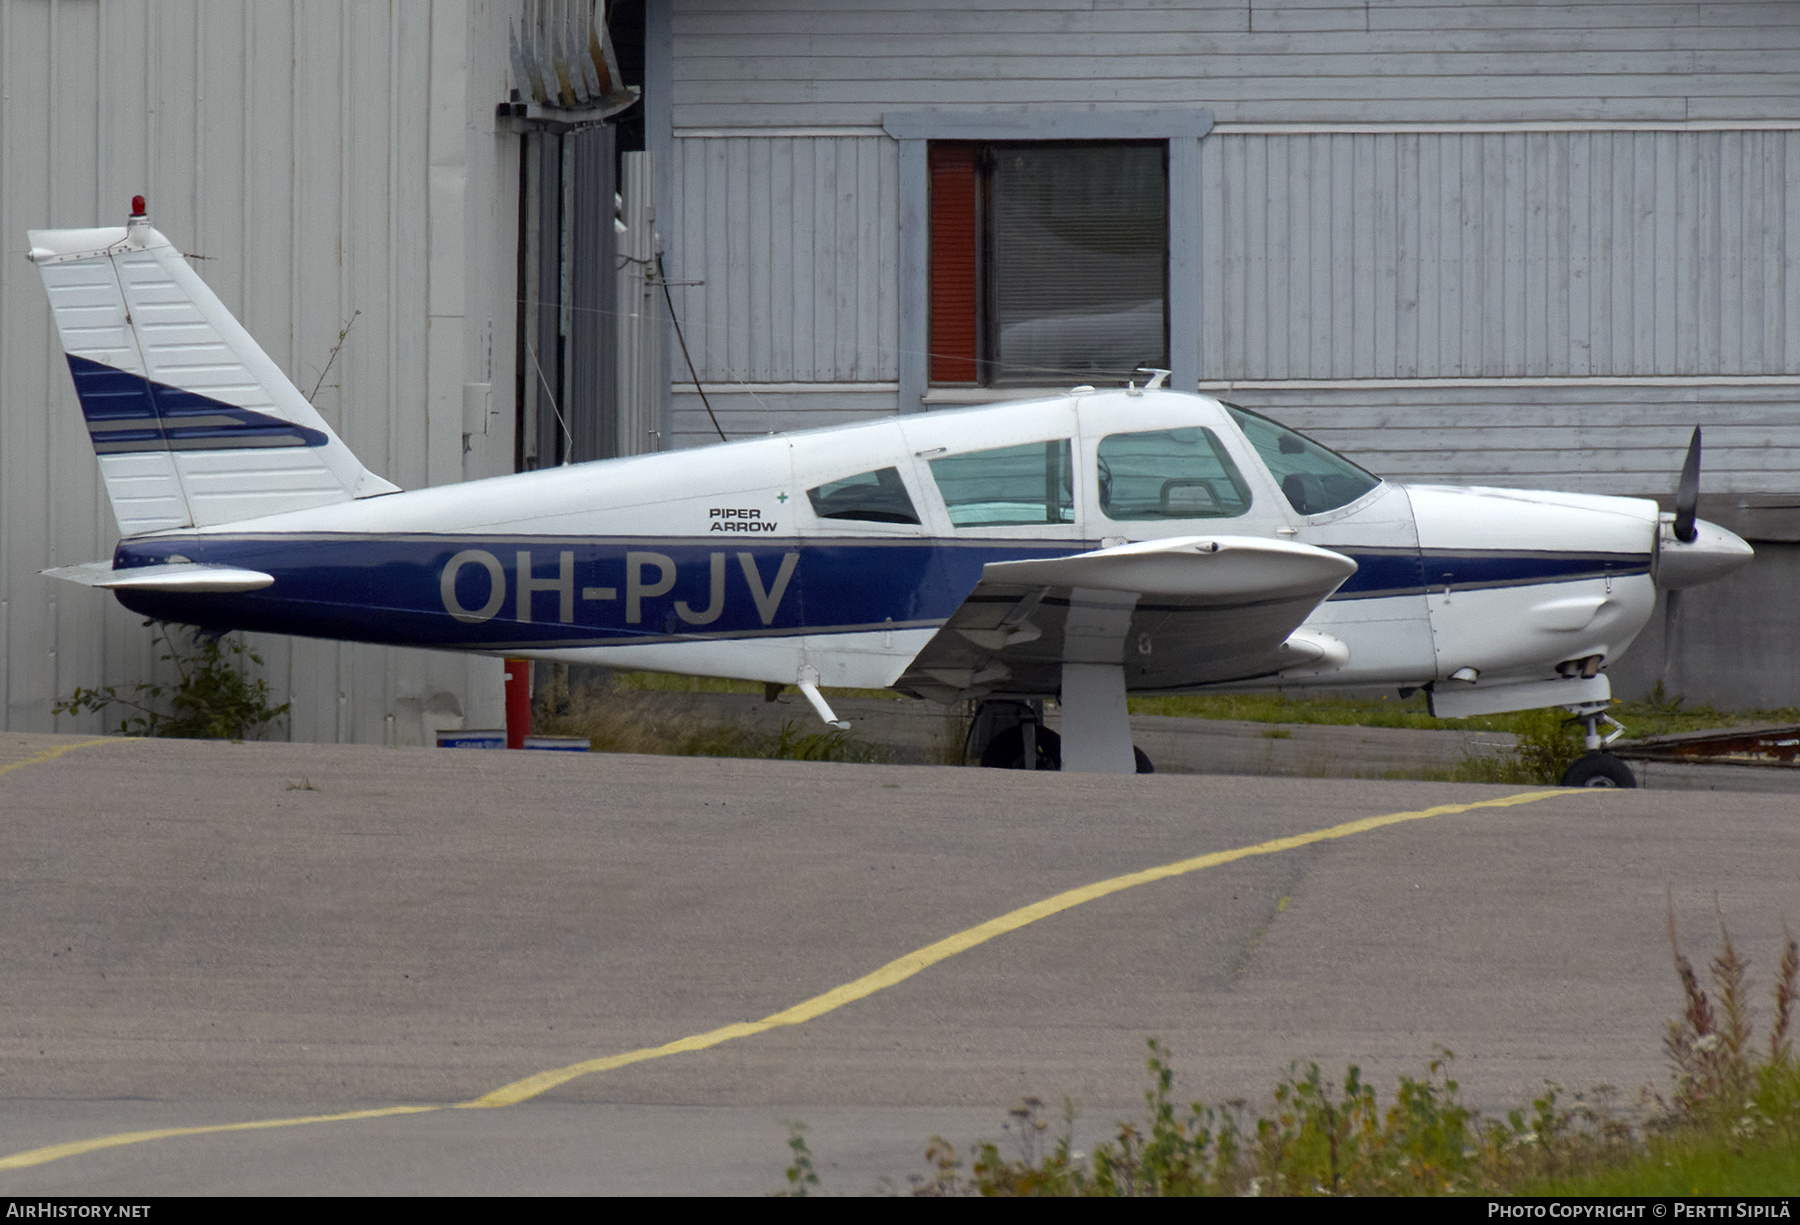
[978,728,1155,774]
[1559,752,1637,788]
[980,725,1063,771]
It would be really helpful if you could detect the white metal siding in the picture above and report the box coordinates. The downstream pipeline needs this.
[1202,129,1800,380]
[0,0,516,742]
[671,387,902,448]
[670,0,1800,128]
[664,128,1800,381]
[666,135,897,383]
[1220,384,1800,497]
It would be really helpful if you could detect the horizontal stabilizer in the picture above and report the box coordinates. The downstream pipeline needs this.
[42,560,274,593]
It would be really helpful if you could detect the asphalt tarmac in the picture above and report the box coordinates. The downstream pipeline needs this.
[0,733,1793,1195]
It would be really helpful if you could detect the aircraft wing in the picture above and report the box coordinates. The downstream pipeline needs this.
[893,535,1357,701]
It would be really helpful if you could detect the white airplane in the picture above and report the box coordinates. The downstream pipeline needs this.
[28,203,1755,783]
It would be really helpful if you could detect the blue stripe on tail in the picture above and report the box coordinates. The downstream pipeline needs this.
[66,354,329,453]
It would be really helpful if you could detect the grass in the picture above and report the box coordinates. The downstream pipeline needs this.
[618,673,1794,741]
[531,675,892,764]
[1526,1115,1800,1196]
[549,673,1792,782]
[610,669,903,702]
[1128,684,1798,742]
[787,916,1800,1196]
[616,671,1787,764]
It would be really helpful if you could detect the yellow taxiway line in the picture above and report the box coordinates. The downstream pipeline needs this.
[0,787,1576,1171]
[0,737,118,782]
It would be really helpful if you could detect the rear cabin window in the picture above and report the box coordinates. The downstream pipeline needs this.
[1225,405,1380,516]
[806,467,921,524]
[1096,427,1252,521]
[928,440,1074,527]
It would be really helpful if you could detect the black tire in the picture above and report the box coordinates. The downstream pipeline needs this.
[980,725,1062,771]
[1134,747,1154,775]
[1559,752,1637,789]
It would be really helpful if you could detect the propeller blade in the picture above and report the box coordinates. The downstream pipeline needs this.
[1673,426,1701,543]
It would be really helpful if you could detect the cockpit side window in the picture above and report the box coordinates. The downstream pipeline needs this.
[806,467,922,524]
[1225,405,1381,516]
[1096,427,1252,520]
[928,440,1075,527]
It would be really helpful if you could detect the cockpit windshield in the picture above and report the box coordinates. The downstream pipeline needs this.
[1224,404,1381,516]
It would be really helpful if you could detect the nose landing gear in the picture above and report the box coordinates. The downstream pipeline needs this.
[1559,701,1637,788]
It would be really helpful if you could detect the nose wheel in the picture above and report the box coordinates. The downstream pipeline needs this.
[1558,702,1637,788]
[1559,752,1637,788]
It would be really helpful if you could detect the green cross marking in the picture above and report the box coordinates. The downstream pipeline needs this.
[777,492,789,503]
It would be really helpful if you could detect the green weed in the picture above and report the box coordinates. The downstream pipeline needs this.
[771,720,888,763]
[1523,913,1800,1195]
[1505,708,1587,784]
[55,622,289,740]
[775,1122,822,1197]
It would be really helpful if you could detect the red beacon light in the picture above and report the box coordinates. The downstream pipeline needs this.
[129,195,146,218]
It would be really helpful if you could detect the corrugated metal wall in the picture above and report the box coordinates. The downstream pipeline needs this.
[1202,129,1800,381]
[0,0,519,742]
[668,0,1800,127]
[1225,384,1800,498]
[659,0,1800,500]
[665,134,897,383]
[665,124,1800,495]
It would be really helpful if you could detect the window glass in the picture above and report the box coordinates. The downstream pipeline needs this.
[1096,428,1252,521]
[991,144,1167,384]
[929,142,1168,387]
[806,467,921,525]
[929,440,1074,527]
[1225,405,1381,516]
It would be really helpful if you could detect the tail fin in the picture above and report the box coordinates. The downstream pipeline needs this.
[28,205,398,536]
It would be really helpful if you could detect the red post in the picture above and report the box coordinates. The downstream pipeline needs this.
[503,658,532,749]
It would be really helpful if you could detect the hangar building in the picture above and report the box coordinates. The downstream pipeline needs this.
[1,0,1795,744]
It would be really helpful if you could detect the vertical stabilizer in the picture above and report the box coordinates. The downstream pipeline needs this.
[28,205,398,536]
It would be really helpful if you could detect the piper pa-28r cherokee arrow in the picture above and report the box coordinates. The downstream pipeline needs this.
[30,203,1755,782]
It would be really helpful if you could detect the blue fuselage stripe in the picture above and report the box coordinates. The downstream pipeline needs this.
[1330,547,1650,600]
[113,536,1079,648]
[108,535,1654,649]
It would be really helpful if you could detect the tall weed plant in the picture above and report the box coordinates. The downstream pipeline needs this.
[55,622,289,740]
[857,920,1800,1196]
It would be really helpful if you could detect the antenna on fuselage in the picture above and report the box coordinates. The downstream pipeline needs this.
[1135,367,1171,390]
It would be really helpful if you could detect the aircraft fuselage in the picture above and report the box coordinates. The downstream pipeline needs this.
[105,391,1679,702]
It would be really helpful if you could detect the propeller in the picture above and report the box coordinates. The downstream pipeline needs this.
[1672,426,1701,543]
[1661,425,1701,695]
